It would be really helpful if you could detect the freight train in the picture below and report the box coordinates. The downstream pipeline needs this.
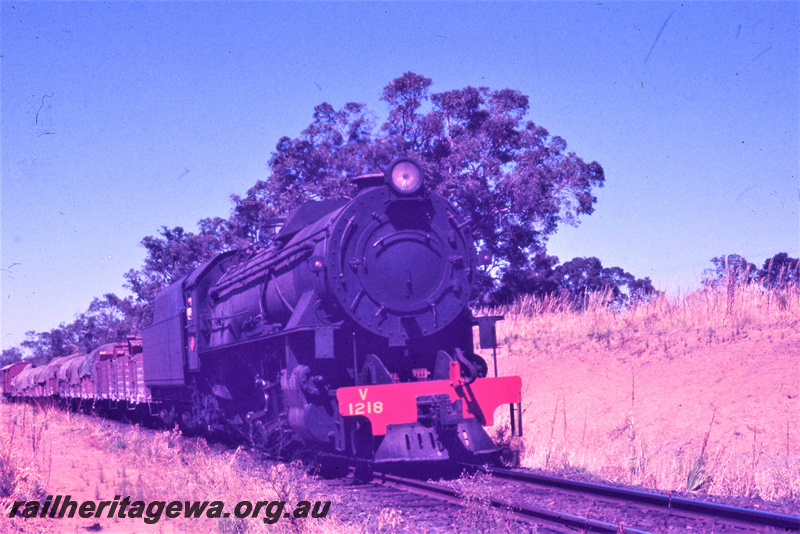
[3,157,522,477]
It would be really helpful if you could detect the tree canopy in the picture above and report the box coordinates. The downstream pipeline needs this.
[758,252,799,289]
[702,252,799,290]
[231,72,605,298]
[123,221,246,324]
[490,253,657,307]
[15,293,140,364]
[702,254,759,289]
[1,347,23,367]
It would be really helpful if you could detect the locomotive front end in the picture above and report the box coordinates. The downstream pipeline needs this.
[325,158,475,346]
[327,159,522,471]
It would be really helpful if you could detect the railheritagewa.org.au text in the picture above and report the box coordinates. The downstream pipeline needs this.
[9,495,331,524]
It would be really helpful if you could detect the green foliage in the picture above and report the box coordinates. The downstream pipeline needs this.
[1,347,23,366]
[491,254,657,308]
[18,293,144,363]
[702,254,758,289]
[702,252,799,291]
[758,252,799,289]
[554,256,657,308]
[123,222,248,320]
[21,327,75,364]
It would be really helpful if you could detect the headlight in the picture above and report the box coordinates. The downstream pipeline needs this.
[388,159,423,194]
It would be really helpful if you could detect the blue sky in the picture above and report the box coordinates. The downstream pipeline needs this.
[2,2,798,352]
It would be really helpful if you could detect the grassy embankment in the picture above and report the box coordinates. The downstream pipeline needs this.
[481,280,799,502]
[0,403,512,533]
[0,403,373,534]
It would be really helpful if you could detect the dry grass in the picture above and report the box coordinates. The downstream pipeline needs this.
[0,403,366,533]
[0,409,43,502]
[3,402,517,533]
[493,280,798,343]
[450,470,535,533]
[479,281,800,502]
[0,404,55,533]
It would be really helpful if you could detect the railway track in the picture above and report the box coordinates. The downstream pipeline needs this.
[371,466,800,533]
[374,472,646,533]
[481,465,800,532]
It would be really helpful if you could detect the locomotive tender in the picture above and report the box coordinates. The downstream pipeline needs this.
[5,158,522,473]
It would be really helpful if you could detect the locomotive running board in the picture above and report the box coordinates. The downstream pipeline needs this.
[336,374,522,436]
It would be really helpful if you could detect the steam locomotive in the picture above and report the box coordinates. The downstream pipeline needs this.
[4,158,522,476]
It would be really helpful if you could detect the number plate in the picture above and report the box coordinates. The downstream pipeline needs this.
[336,376,521,435]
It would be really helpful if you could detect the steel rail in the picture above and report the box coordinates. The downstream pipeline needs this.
[376,472,651,534]
[480,465,800,531]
